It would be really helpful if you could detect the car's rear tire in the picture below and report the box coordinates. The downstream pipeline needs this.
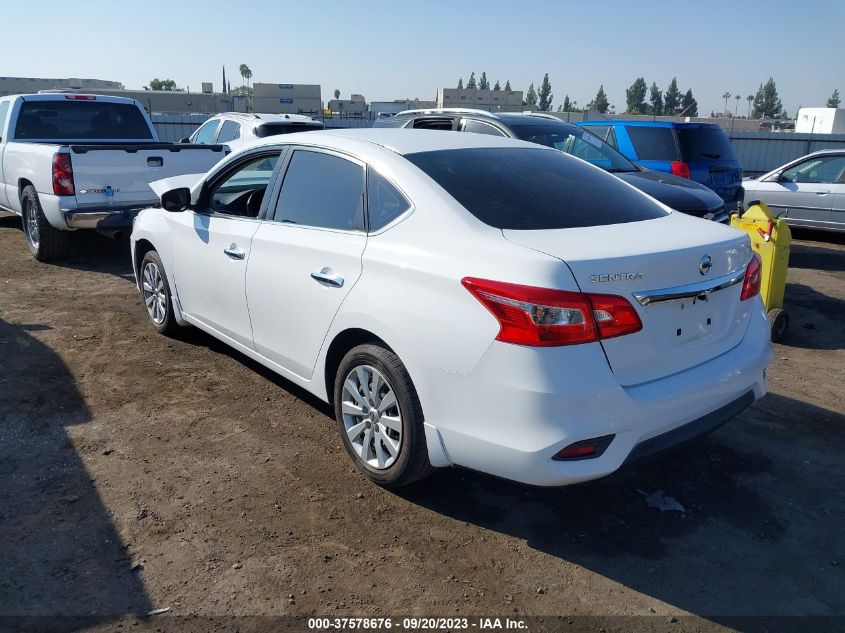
[139,250,180,336]
[21,185,70,262]
[768,308,789,343]
[334,343,434,488]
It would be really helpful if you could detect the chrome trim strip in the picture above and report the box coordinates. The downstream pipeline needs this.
[633,269,745,306]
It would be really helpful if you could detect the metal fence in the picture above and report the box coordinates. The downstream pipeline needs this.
[151,114,845,177]
[727,131,845,177]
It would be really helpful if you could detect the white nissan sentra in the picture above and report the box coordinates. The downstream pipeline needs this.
[131,129,772,488]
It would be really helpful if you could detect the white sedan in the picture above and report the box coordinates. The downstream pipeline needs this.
[131,129,772,488]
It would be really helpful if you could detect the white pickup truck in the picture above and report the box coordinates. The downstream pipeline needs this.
[0,93,228,261]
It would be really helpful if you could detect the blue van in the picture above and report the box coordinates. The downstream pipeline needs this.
[578,121,743,209]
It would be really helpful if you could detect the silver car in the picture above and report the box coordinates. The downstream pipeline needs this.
[744,149,845,232]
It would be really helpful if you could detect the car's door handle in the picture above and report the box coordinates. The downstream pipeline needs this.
[814,190,829,195]
[311,269,344,287]
[224,244,245,260]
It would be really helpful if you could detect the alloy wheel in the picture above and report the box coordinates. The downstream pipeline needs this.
[340,365,403,469]
[23,199,39,249]
[142,261,167,325]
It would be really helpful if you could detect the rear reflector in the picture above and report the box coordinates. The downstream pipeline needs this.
[740,252,762,301]
[462,277,642,347]
[553,435,615,461]
[670,161,691,179]
[64,94,96,100]
[52,153,74,196]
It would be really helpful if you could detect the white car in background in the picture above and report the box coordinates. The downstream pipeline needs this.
[131,129,772,488]
[743,149,845,232]
[185,112,324,151]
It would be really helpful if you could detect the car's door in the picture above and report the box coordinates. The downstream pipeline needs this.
[0,100,10,208]
[170,149,283,349]
[214,119,241,150]
[247,148,367,379]
[753,154,845,227]
[832,175,845,230]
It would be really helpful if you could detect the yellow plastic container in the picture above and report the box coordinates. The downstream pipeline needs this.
[730,201,791,341]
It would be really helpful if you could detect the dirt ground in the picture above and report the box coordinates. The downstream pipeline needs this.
[0,210,842,632]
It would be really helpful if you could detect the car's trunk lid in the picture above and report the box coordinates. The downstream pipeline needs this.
[503,213,755,386]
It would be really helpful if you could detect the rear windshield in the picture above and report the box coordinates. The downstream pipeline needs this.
[255,122,323,138]
[625,126,679,161]
[14,99,153,140]
[677,127,737,162]
[405,147,667,230]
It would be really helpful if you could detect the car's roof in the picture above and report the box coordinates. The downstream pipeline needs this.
[580,120,723,130]
[245,127,547,156]
[215,112,319,124]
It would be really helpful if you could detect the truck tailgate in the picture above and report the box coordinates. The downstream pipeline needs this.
[68,144,227,208]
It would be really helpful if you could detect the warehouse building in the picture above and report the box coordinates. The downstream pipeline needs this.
[436,88,524,112]
[0,76,123,96]
[252,83,322,115]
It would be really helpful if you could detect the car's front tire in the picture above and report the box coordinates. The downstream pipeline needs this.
[21,185,70,262]
[139,250,179,336]
[334,343,434,488]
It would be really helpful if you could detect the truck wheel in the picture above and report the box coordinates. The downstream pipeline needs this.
[334,343,435,488]
[139,250,180,336]
[21,185,70,262]
[768,308,789,343]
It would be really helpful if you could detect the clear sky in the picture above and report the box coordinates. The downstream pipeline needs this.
[3,0,842,115]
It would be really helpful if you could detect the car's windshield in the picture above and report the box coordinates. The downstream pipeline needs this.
[406,147,666,230]
[508,123,638,172]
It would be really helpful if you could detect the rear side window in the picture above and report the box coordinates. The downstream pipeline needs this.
[216,120,240,143]
[625,126,679,161]
[463,120,506,136]
[677,127,737,162]
[14,100,153,140]
[273,150,365,231]
[406,148,666,230]
[367,169,411,231]
[255,122,323,138]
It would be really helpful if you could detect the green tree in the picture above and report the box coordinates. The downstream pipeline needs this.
[457,77,464,89]
[625,77,648,114]
[504,80,511,91]
[681,89,698,117]
[525,83,538,108]
[146,78,177,91]
[333,89,340,100]
[239,64,252,89]
[828,89,841,108]
[664,77,681,115]
[537,73,553,111]
[752,78,783,118]
[592,85,609,114]
[563,95,571,112]
[230,86,253,97]
[649,82,663,115]
[466,72,477,90]
[493,80,501,91]
[479,72,489,91]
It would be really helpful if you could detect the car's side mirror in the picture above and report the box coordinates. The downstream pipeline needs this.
[161,187,191,212]
[180,137,191,144]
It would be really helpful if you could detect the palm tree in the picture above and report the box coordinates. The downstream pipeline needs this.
[734,94,741,117]
[747,94,754,117]
[239,64,252,90]
[722,92,731,116]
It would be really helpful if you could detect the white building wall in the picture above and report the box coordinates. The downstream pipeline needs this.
[795,108,845,134]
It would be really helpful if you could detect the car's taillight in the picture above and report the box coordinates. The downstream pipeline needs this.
[670,161,691,179]
[461,278,642,347]
[740,252,762,301]
[64,94,96,100]
[52,153,74,196]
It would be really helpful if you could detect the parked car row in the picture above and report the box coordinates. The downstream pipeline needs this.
[1,96,775,489]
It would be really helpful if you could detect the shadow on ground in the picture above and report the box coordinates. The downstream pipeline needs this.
[0,213,134,282]
[0,319,152,629]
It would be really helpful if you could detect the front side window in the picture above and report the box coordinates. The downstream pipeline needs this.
[780,156,845,184]
[625,126,679,161]
[406,147,666,230]
[193,119,220,144]
[273,151,365,231]
[367,169,411,231]
[208,153,280,217]
[216,120,241,143]
[510,124,637,172]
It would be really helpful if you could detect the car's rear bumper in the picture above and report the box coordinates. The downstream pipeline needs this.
[411,301,772,486]
[63,206,149,236]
